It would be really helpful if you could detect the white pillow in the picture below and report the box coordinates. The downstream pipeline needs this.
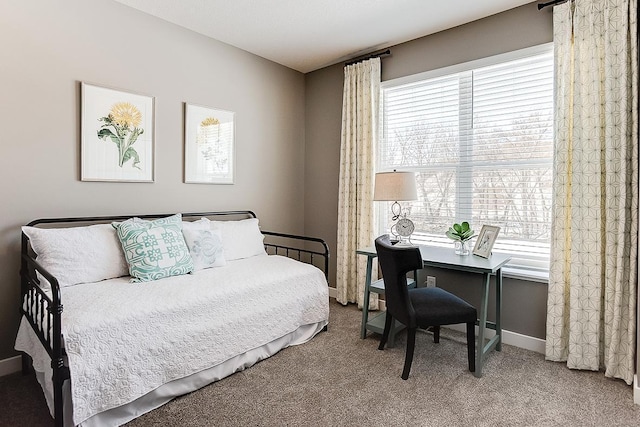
[182,218,211,231]
[210,218,266,261]
[22,224,129,287]
[182,228,226,270]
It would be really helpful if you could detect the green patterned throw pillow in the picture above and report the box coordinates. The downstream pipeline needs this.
[113,214,194,282]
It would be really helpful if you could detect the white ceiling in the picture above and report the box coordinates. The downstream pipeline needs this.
[113,0,534,73]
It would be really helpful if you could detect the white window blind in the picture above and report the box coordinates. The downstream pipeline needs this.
[379,45,554,277]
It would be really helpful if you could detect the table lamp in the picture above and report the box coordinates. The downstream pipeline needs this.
[373,170,418,244]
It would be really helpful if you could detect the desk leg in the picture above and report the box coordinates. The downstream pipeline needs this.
[475,272,491,378]
[360,255,374,339]
[496,268,503,352]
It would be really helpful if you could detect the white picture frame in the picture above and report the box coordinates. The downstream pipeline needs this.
[81,82,155,182]
[472,225,500,258]
[184,103,235,184]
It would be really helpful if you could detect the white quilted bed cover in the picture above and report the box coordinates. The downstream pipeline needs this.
[16,254,329,425]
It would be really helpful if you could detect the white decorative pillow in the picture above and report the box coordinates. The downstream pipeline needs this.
[182,228,226,270]
[22,224,129,287]
[182,218,211,231]
[113,214,194,283]
[210,218,267,261]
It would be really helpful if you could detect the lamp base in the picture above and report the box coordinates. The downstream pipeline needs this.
[395,237,414,247]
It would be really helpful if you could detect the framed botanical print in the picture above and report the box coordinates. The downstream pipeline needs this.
[472,225,501,258]
[80,83,155,182]
[184,103,235,184]
[80,82,155,182]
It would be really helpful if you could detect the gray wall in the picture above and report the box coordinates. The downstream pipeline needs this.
[2,0,635,377]
[0,0,305,360]
[304,2,554,339]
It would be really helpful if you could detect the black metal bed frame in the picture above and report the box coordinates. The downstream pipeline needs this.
[19,211,329,427]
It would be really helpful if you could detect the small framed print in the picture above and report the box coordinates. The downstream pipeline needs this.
[472,225,500,258]
[81,82,155,182]
[184,103,235,184]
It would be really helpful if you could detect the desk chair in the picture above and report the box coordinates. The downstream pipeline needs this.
[375,235,477,379]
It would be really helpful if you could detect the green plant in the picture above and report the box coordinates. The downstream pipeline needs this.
[445,221,476,242]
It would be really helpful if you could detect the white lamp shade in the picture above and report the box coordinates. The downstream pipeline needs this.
[373,171,418,201]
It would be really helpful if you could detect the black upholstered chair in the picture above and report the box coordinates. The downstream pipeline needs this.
[375,235,477,379]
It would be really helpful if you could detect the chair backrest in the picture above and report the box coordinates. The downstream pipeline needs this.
[374,235,423,328]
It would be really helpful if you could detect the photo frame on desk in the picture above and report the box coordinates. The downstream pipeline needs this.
[472,225,500,258]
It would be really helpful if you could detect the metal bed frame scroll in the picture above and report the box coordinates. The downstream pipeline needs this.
[19,211,330,427]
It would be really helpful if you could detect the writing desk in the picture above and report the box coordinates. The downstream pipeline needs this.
[357,245,511,377]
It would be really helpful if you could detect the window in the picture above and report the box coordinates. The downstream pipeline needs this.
[378,45,554,279]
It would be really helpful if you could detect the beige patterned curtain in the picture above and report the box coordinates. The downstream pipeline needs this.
[336,58,380,308]
[546,0,638,384]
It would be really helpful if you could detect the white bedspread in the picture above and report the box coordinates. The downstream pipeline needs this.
[16,254,329,425]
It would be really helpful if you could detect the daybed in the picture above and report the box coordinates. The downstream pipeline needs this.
[15,211,330,427]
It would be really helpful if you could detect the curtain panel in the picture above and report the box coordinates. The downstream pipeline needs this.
[336,58,381,308]
[546,0,638,384]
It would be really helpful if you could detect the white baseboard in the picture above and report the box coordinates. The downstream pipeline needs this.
[373,298,545,354]
[443,323,546,354]
[0,355,22,377]
[328,286,337,299]
[634,375,640,406]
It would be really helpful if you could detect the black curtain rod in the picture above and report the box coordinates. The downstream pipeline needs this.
[345,49,391,66]
[538,0,570,10]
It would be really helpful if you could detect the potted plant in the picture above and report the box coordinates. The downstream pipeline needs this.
[445,221,476,255]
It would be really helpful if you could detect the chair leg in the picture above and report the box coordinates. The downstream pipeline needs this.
[21,352,32,375]
[401,328,416,380]
[433,325,440,343]
[466,321,476,372]
[378,312,393,350]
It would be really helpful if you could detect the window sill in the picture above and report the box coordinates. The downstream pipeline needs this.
[409,240,549,284]
[502,267,549,284]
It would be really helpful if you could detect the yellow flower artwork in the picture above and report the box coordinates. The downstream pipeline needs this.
[97,102,145,169]
[200,117,220,127]
[184,103,235,184]
[110,102,142,128]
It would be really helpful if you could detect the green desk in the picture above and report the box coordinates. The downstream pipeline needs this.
[360,277,416,348]
[357,245,511,378]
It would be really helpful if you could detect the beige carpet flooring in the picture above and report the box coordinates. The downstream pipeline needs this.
[1,301,639,426]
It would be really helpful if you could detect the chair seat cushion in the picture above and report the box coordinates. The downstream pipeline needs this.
[409,287,477,327]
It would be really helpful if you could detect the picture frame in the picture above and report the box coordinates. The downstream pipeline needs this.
[184,103,235,184]
[81,82,155,182]
[472,225,500,258]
